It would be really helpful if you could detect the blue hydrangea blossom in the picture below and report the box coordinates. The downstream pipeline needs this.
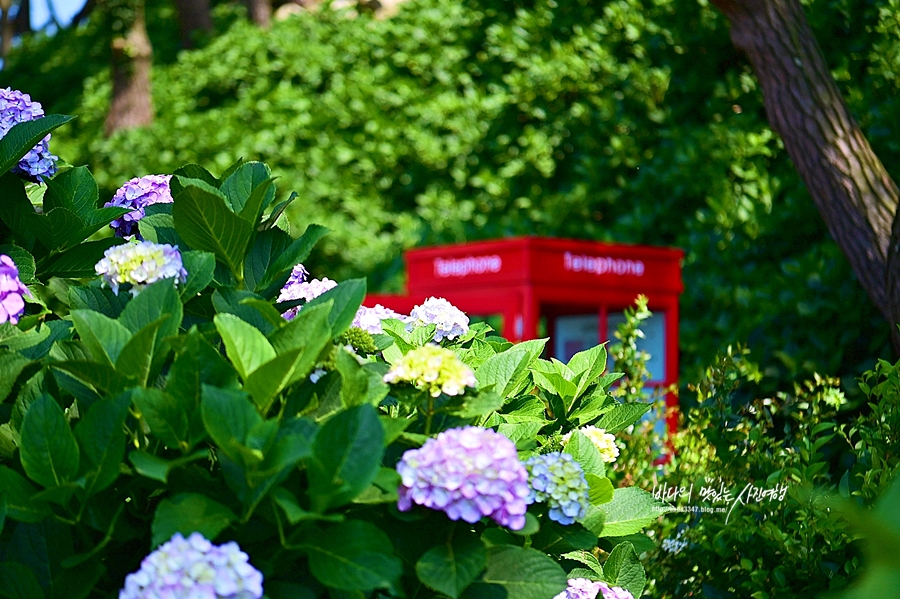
[525,452,590,525]
[396,427,532,529]
[119,532,263,599]
[0,88,58,181]
[105,174,174,238]
[0,255,30,325]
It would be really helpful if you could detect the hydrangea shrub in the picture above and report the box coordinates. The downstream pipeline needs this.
[0,101,670,599]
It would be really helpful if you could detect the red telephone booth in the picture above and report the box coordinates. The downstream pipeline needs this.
[367,237,684,430]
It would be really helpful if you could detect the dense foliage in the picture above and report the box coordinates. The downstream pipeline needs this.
[3,0,896,387]
[0,114,671,598]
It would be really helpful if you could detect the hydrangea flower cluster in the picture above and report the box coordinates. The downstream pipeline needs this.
[383,343,476,397]
[105,174,173,238]
[120,532,263,599]
[563,426,620,463]
[352,304,407,334]
[396,427,532,529]
[525,452,590,525]
[661,529,688,554]
[407,297,469,342]
[276,264,337,320]
[95,240,187,295]
[0,255,30,325]
[0,88,58,180]
[552,579,634,599]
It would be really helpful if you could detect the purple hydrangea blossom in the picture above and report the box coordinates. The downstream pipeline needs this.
[119,532,263,599]
[0,255,30,325]
[407,297,469,342]
[552,579,634,599]
[352,304,407,334]
[0,88,58,181]
[396,427,532,530]
[525,452,590,525]
[105,174,174,238]
[95,240,187,295]
[277,266,337,320]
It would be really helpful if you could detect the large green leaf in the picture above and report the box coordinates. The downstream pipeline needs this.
[179,250,216,299]
[67,285,129,319]
[0,115,74,174]
[0,173,36,247]
[118,278,183,338]
[39,238,123,279]
[219,161,274,214]
[303,278,366,336]
[115,316,170,386]
[133,388,190,452]
[568,344,608,398]
[257,224,329,295]
[596,487,672,537]
[0,466,50,523]
[73,393,131,497]
[42,166,98,220]
[0,560,45,599]
[19,395,80,489]
[0,245,36,283]
[475,350,530,396]
[172,176,253,281]
[151,493,236,549]
[416,533,487,599]
[563,430,606,478]
[307,404,384,511]
[200,385,261,465]
[479,546,567,599]
[69,310,132,367]
[214,313,277,380]
[306,520,402,592]
[243,348,304,412]
[594,403,651,434]
[602,542,646,598]
[0,352,33,403]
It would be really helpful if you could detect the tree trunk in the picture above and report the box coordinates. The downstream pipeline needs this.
[0,0,13,60]
[174,0,212,48]
[104,0,153,136]
[246,0,271,28]
[709,0,900,349]
[13,0,29,35]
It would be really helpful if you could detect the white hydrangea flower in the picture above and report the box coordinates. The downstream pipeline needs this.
[384,343,476,397]
[352,304,407,334]
[277,272,337,321]
[407,297,469,342]
[562,426,620,463]
[95,240,187,296]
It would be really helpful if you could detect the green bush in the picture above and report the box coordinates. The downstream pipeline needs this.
[0,112,671,598]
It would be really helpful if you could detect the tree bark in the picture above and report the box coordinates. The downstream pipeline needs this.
[174,0,212,48]
[246,0,271,28]
[104,1,153,136]
[0,0,13,60]
[710,0,900,348]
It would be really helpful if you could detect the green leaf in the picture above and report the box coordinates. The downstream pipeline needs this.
[306,520,402,592]
[19,395,80,489]
[179,250,216,298]
[23,207,84,251]
[596,487,672,537]
[351,467,401,505]
[569,344,608,398]
[238,176,277,224]
[172,176,253,281]
[69,309,132,367]
[603,542,645,598]
[475,350,530,397]
[0,466,51,523]
[0,245,36,283]
[219,161,274,214]
[307,404,384,511]
[271,488,342,524]
[587,474,614,506]
[0,351,34,403]
[50,361,130,396]
[416,533,487,599]
[128,450,208,483]
[244,348,304,412]
[267,302,332,385]
[0,560,46,599]
[481,546,567,599]
[257,224,329,295]
[0,115,74,174]
[214,313,277,380]
[118,278,183,338]
[560,550,604,577]
[39,238,123,279]
[303,278,366,336]
[73,393,131,497]
[114,316,169,386]
[67,285,129,318]
[170,166,218,198]
[212,288,275,335]
[133,388,190,452]
[563,430,606,478]
[595,403,651,434]
[243,228,292,293]
[200,385,262,465]
[151,493,236,549]
[42,166,97,220]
